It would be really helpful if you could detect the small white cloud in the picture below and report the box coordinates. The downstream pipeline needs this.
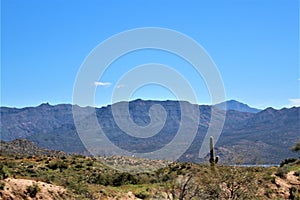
[289,98,300,107]
[298,78,300,81]
[94,81,111,87]
[116,84,125,89]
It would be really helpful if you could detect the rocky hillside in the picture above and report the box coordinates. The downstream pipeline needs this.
[0,150,299,199]
[0,139,67,157]
[1,100,299,164]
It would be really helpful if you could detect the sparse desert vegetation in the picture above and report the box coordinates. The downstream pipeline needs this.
[0,150,299,199]
[2,0,299,199]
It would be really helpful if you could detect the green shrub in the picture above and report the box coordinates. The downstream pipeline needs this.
[112,173,138,186]
[47,161,59,170]
[275,167,289,178]
[289,187,300,200]
[86,161,93,166]
[270,176,276,184]
[265,188,274,198]
[135,190,150,199]
[0,165,9,180]
[87,173,112,185]
[47,160,68,171]
[99,189,107,195]
[4,161,16,168]
[67,180,89,195]
[75,164,83,169]
[26,182,40,197]
[0,182,5,190]
[280,158,297,167]
[26,168,36,174]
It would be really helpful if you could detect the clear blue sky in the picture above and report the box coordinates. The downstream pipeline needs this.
[1,0,299,109]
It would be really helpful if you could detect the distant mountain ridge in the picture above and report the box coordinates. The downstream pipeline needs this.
[1,100,299,164]
[214,100,261,113]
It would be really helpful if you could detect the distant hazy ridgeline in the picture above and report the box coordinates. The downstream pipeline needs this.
[1,100,299,164]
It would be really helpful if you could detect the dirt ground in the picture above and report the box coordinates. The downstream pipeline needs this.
[270,171,300,199]
[0,178,69,200]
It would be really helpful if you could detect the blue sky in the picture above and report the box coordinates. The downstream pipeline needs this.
[1,0,299,109]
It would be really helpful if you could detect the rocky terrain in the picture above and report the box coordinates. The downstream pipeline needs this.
[0,140,299,199]
[1,100,299,164]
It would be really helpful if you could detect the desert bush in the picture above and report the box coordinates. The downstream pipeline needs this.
[47,161,59,170]
[112,172,138,186]
[289,187,300,200]
[0,164,9,180]
[265,188,274,198]
[87,173,112,186]
[164,173,202,200]
[0,182,5,190]
[86,161,93,166]
[4,161,16,168]
[75,164,84,169]
[263,170,276,184]
[47,160,68,171]
[280,158,297,167]
[35,157,45,162]
[275,167,289,178]
[14,155,22,159]
[66,179,89,195]
[26,182,40,197]
[135,190,150,199]
[185,165,258,200]
[26,166,36,175]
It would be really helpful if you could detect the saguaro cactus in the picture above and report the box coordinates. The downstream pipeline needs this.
[209,136,219,165]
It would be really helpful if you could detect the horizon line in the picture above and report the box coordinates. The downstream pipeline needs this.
[1,98,297,110]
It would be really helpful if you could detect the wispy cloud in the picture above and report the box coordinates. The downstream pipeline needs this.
[289,98,300,107]
[94,81,111,87]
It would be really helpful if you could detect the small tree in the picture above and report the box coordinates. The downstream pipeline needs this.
[166,173,201,200]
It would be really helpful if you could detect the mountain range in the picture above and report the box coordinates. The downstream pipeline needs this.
[214,99,261,113]
[1,100,299,164]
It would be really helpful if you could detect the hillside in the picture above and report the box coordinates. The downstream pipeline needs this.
[1,100,299,164]
[0,139,67,157]
[0,147,299,199]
